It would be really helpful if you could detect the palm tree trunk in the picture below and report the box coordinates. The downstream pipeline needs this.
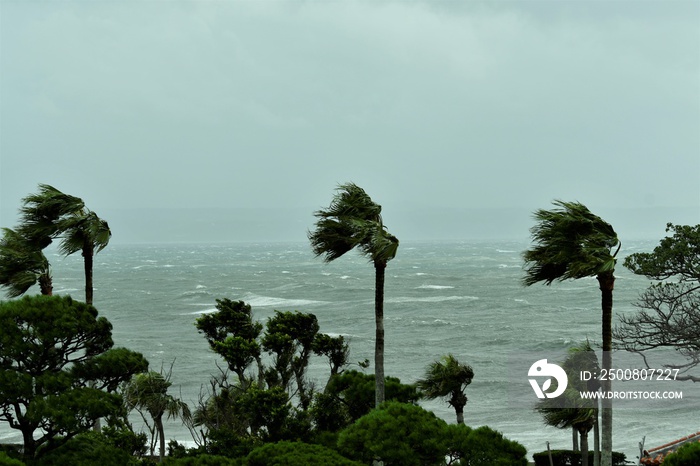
[156,416,166,463]
[374,261,386,408]
[597,271,615,466]
[594,411,600,466]
[39,273,52,296]
[83,243,94,305]
[580,429,589,466]
[455,405,465,425]
[573,426,579,451]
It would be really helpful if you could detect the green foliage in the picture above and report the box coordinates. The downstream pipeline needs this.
[0,452,24,466]
[447,425,527,466]
[417,354,474,424]
[663,442,700,466]
[246,441,362,466]
[123,370,192,462]
[0,295,148,460]
[532,450,627,466]
[536,342,599,433]
[100,421,149,457]
[18,184,85,249]
[618,223,700,380]
[194,299,349,447]
[313,370,421,432]
[17,184,110,305]
[204,427,261,459]
[312,333,350,375]
[337,401,448,466]
[163,454,243,465]
[0,227,52,298]
[32,432,138,466]
[309,182,399,265]
[624,223,700,281]
[196,299,263,383]
[523,200,619,286]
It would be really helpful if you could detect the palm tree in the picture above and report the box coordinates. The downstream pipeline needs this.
[56,209,111,305]
[537,391,597,466]
[18,184,110,305]
[19,184,85,249]
[416,354,474,425]
[523,200,620,466]
[0,228,53,297]
[124,371,192,463]
[309,183,399,407]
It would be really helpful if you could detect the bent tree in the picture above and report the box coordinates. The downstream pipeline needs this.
[417,354,474,425]
[523,200,620,466]
[19,184,111,305]
[0,228,53,297]
[124,370,192,463]
[616,223,700,382]
[0,295,148,461]
[309,183,399,407]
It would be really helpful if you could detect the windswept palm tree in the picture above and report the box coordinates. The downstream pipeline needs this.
[56,209,111,305]
[416,354,474,425]
[0,184,85,298]
[21,184,112,305]
[309,183,399,407]
[523,200,620,466]
[19,184,85,249]
[537,341,601,466]
[537,391,597,466]
[124,371,192,463]
[0,228,52,297]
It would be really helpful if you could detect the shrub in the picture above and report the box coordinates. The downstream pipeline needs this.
[163,454,242,465]
[532,449,627,466]
[447,424,527,466]
[32,433,137,466]
[246,441,362,466]
[663,442,700,466]
[0,452,24,466]
[337,401,448,466]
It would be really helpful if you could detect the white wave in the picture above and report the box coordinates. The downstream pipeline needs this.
[53,288,80,293]
[410,319,454,326]
[417,285,455,290]
[187,308,218,315]
[195,284,207,289]
[496,249,516,253]
[415,272,429,276]
[386,295,478,304]
[498,264,521,268]
[242,293,328,308]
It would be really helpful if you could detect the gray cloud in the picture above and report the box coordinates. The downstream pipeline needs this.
[1,0,698,242]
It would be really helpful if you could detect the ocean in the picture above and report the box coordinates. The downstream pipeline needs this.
[2,240,698,462]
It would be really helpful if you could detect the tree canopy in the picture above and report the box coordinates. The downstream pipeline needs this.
[417,354,474,425]
[617,223,700,381]
[0,295,148,461]
[309,182,399,407]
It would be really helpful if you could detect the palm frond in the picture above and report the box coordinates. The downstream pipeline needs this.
[56,210,112,257]
[309,183,398,265]
[0,228,51,297]
[19,184,85,248]
[416,354,474,400]
[523,200,619,286]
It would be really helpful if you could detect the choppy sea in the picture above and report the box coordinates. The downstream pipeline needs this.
[2,240,698,462]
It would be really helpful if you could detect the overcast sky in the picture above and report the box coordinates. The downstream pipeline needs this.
[1,0,698,243]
